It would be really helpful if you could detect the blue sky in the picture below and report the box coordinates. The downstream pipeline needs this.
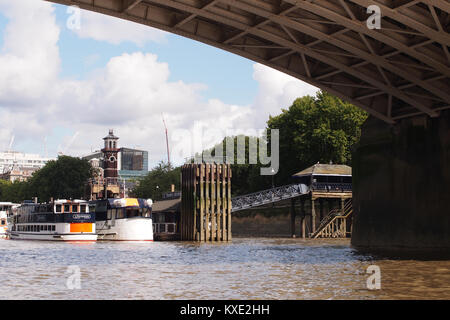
[0,0,317,168]
[52,4,257,106]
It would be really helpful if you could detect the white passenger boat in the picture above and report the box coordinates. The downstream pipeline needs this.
[9,200,97,242]
[91,198,153,241]
[0,202,18,238]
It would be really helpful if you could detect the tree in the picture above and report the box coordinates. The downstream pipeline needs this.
[131,161,181,201]
[267,90,368,185]
[28,156,94,202]
[0,180,31,203]
[194,91,367,195]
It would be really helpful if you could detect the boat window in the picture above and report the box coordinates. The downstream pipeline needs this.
[40,225,44,231]
[140,208,151,218]
[55,205,62,213]
[72,205,79,213]
[51,225,55,231]
[64,205,70,213]
[1,220,5,225]
[126,208,139,218]
[80,205,86,213]
[116,209,124,219]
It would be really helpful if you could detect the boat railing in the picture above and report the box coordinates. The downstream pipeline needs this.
[153,223,177,234]
[89,177,120,186]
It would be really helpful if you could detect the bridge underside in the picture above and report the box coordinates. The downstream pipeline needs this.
[47,0,449,124]
[45,0,450,254]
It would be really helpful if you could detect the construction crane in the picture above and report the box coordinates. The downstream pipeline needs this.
[162,114,171,168]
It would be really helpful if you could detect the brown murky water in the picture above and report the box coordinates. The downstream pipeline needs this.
[0,238,449,299]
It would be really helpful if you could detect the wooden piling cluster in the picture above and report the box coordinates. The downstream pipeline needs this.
[181,163,232,241]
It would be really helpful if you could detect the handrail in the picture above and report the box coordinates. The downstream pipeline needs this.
[311,182,352,193]
[312,199,353,238]
[231,183,309,212]
[153,222,177,234]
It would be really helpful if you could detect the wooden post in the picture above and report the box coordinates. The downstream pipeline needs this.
[319,199,324,222]
[290,199,296,238]
[181,163,232,242]
[311,198,316,235]
[199,164,205,241]
[227,165,232,241]
[211,164,216,241]
[216,164,221,241]
[341,198,345,237]
[222,164,227,241]
[301,200,306,239]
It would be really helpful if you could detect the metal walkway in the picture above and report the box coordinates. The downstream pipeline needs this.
[231,183,309,213]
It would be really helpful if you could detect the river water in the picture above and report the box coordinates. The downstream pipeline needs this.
[0,238,449,300]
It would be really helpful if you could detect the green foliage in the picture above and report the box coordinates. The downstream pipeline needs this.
[266,90,368,185]
[0,179,30,203]
[199,90,367,195]
[0,156,94,203]
[131,161,180,201]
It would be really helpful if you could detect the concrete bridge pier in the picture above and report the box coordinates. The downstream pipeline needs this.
[352,111,450,257]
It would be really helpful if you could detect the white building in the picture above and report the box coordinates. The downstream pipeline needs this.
[0,151,55,175]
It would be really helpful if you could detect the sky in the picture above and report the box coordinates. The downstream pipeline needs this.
[0,0,318,169]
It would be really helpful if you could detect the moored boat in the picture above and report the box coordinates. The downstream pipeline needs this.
[9,199,97,242]
[0,202,18,238]
[91,198,153,241]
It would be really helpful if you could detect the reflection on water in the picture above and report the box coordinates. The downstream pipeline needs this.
[0,238,449,300]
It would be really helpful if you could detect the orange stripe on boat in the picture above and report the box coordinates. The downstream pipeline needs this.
[70,223,93,233]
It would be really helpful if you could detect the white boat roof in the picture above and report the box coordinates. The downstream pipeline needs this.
[54,199,88,204]
[0,202,17,206]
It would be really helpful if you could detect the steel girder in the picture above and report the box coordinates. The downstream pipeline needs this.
[46,0,450,123]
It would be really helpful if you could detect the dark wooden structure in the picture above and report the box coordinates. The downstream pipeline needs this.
[152,197,181,241]
[290,163,353,238]
[181,163,232,242]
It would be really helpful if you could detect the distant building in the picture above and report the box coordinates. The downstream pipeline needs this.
[0,151,54,173]
[0,151,55,182]
[83,148,148,181]
[0,165,39,182]
[83,130,149,199]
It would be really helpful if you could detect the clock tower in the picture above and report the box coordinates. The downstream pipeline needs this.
[102,129,119,180]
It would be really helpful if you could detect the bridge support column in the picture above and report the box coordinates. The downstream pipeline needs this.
[352,111,450,256]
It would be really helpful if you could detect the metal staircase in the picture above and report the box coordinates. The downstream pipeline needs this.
[231,183,309,213]
[311,199,353,238]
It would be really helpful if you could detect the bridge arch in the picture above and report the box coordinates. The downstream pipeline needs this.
[47,0,449,124]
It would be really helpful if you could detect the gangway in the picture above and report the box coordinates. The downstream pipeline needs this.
[231,183,309,213]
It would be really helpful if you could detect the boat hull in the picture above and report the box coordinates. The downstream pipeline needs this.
[9,232,97,241]
[96,217,153,241]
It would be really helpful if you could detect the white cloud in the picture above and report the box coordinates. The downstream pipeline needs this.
[0,0,318,169]
[251,64,318,125]
[72,8,167,46]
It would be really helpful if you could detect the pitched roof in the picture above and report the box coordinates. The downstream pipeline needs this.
[152,198,181,213]
[292,163,352,177]
[103,129,119,140]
